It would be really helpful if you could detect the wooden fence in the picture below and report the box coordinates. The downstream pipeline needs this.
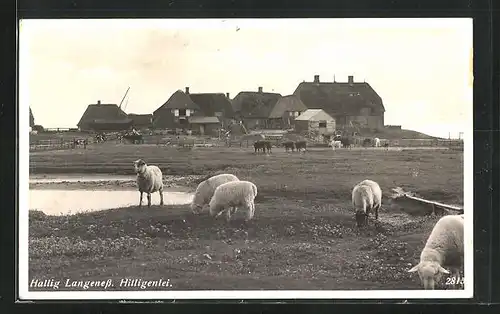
[29,138,93,152]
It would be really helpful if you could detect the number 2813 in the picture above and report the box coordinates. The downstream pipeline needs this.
[445,276,464,286]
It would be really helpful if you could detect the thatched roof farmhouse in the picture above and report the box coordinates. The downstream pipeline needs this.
[77,100,133,132]
[293,75,385,130]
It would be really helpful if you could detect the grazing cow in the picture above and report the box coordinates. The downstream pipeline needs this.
[254,140,271,154]
[374,137,381,147]
[294,141,307,152]
[340,137,352,149]
[362,138,372,147]
[73,138,88,149]
[283,141,296,152]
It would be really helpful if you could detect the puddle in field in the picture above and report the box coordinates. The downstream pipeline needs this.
[29,189,193,216]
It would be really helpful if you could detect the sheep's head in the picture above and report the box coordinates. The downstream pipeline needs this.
[133,159,147,174]
[355,212,368,227]
[190,202,204,214]
[408,261,450,289]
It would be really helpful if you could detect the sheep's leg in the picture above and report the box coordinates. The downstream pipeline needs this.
[245,202,255,221]
[159,188,164,206]
[147,193,152,207]
[225,208,232,222]
[374,204,379,220]
[139,192,143,207]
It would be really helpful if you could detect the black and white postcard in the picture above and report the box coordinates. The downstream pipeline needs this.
[20,18,473,300]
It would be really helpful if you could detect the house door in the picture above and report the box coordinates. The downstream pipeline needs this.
[199,124,205,135]
[179,117,188,128]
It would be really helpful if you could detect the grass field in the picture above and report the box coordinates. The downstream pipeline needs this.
[28,144,464,291]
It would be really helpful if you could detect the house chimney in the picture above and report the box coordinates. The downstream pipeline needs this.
[185,87,190,94]
[314,75,320,83]
[348,75,354,85]
[258,87,263,93]
[226,92,230,98]
[97,100,101,105]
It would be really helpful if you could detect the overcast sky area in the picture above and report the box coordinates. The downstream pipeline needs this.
[20,18,472,138]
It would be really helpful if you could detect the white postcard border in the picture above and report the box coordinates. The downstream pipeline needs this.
[18,18,474,300]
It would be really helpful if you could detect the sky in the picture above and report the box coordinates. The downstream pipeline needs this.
[20,18,473,139]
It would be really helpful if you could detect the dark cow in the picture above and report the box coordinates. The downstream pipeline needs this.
[123,133,144,144]
[339,137,352,149]
[362,138,372,147]
[254,140,271,154]
[72,138,88,149]
[383,142,390,150]
[282,141,296,152]
[254,141,265,153]
[294,140,307,152]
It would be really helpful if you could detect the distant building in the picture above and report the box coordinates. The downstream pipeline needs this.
[152,87,234,136]
[231,87,282,130]
[266,95,308,129]
[77,100,133,132]
[128,113,153,130]
[293,75,385,130]
[294,109,336,136]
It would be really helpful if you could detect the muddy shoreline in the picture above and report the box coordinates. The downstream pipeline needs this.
[29,174,206,192]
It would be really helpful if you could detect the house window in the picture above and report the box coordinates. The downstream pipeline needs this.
[294,111,300,117]
[178,109,187,116]
[289,111,294,117]
[174,109,179,117]
[319,121,327,128]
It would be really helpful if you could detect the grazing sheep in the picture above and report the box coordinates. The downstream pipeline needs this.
[209,180,258,222]
[374,137,381,147]
[133,159,164,207]
[190,173,240,214]
[358,179,382,220]
[351,179,382,227]
[408,214,464,290]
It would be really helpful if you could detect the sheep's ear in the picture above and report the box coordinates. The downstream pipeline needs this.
[438,266,450,274]
[408,265,419,273]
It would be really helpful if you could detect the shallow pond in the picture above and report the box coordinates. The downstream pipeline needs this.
[29,189,193,216]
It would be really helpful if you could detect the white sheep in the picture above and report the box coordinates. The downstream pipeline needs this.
[209,180,258,222]
[133,159,164,207]
[358,179,382,218]
[329,139,342,150]
[190,173,239,214]
[351,179,382,227]
[408,214,464,289]
[374,137,381,147]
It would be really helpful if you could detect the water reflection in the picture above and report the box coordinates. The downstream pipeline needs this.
[29,189,193,216]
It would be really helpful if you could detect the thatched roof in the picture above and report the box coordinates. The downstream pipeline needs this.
[154,90,200,114]
[189,93,234,117]
[268,95,308,119]
[128,113,153,128]
[293,75,385,117]
[231,90,282,119]
[77,103,132,129]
